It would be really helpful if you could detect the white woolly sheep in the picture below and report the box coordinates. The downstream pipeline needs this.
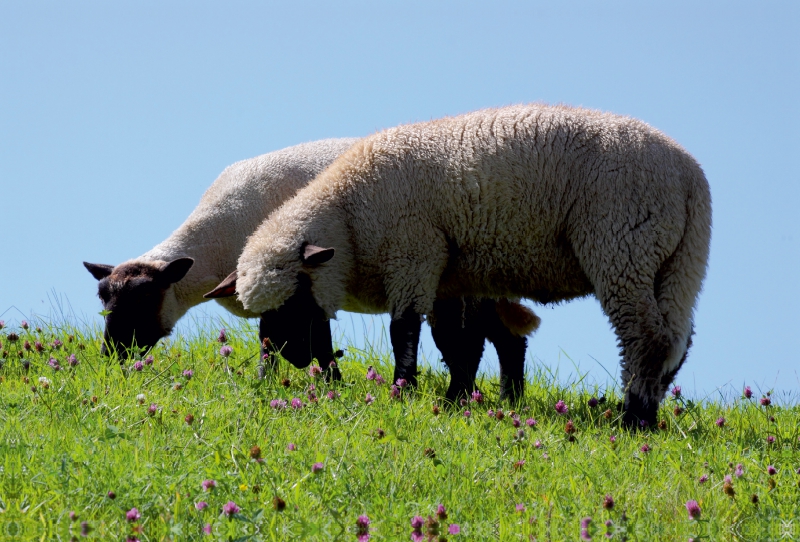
[213,104,712,426]
[84,138,536,395]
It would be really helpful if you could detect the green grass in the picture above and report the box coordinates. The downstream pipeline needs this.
[0,319,798,541]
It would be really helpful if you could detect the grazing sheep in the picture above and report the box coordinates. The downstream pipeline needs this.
[83,138,358,377]
[84,138,535,395]
[213,104,711,426]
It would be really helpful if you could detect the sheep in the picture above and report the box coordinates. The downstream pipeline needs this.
[83,138,358,377]
[210,104,711,427]
[84,138,537,395]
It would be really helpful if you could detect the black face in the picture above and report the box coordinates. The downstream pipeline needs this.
[260,274,328,369]
[84,259,193,359]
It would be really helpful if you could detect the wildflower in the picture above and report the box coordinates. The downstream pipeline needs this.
[309,364,322,378]
[542,452,549,459]
[291,397,303,409]
[436,504,447,520]
[250,445,261,459]
[107,491,116,499]
[640,444,651,453]
[767,465,777,475]
[203,523,212,535]
[272,496,286,511]
[21,321,29,330]
[326,390,340,400]
[69,511,77,521]
[743,385,752,399]
[432,405,440,415]
[464,410,471,418]
[390,384,401,399]
[356,515,370,534]
[201,479,216,491]
[6,332,19,342]
[751,493,759,504]
[365,393,374,405]
[126,508,141,522]
[723,476,735,497]
[513,459,525,470]
[312,462,324,473]
[760,397,771,406]
[603,408,613,419]
[222,501,240,517]
[449,524,460,534]
[38,376,50,388]
[512,417,521,428]
[515,503,525,512]
[48,357,61,371]
[144,355,154,365]
[565,420,576,434]
[673,406,684,416]
[602,494,614,509]
[699,474,708,483]
[217,329,227,343]
[767,435,776,444]
[23,340,31,351]
[67,354,79,367]
[307,391,318,403]
[554,400,568,414]
[0,321,3,329]
[270,399,287,410]
[80,521,92,536]
[534,440,542,448]
[471,390,483,403]
[495,410,504,420]
[34,341,44,352]
[639,419,649,428]
[396,378,408,388]
[366,366,377,380]
[735,464,744,477]
[588,397,599,408]
[609,435,616,443]
[715,417,725,427]
[685,500,701,520]
[195,501,208,511]
[525,418,536,427]
[147,403,158,416]
[658,420,668,430]
[487,409,495,418]
[220,345,233,357]
[183,369,194,379]
[581,517,592,529]
[411,515,424,529]
[287,443,296,451]
[671,385,681,398]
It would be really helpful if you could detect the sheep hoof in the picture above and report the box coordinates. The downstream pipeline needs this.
[622,393,658,430]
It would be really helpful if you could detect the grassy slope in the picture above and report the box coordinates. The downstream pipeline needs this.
[0,320,798,541]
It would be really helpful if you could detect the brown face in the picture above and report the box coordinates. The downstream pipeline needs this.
[84,258,193,358]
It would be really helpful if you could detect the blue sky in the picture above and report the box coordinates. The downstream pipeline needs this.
[2,1,798,398]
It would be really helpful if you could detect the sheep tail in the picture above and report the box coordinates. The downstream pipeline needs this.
[495,298,541,337]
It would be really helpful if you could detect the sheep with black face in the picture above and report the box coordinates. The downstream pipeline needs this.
[212,104,711,427]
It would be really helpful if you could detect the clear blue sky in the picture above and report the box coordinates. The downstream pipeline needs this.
[2,1,798,398]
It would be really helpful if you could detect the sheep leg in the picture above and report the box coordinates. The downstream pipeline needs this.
[481,300,527,402]
[310,318,342,381]
[389,306,421,388]
[430,298,485,402]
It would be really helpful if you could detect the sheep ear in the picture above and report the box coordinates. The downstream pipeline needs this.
[161,258,194,284]
[301,245,335,267]
[84,262,114,281]
[204,271,238,299]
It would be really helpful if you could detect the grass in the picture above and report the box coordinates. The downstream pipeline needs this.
[0,318,798,541]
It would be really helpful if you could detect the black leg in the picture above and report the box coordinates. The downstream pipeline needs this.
[431,298,485,402]
[622,391,659,429]
[389,306,422,388]
[310,318,342,381]
[482,300,527,402]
